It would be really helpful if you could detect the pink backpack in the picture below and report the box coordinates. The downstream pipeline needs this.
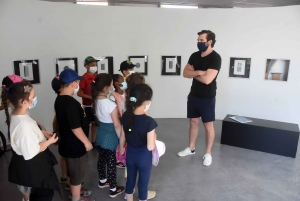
[116,144,127,166]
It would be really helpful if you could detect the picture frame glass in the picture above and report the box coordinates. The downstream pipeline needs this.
[165,58,177,73]
[57,60,75,73]
[98,59,109,73]
[19,62,34,81]
[233,60,246,75]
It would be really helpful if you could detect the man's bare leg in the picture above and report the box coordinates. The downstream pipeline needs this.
[203,121,215,166]
[189,118,200,150]
[178,118,200,157]
[203,122,215,154]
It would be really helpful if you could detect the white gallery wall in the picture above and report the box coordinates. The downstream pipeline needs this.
[0,0,300,140]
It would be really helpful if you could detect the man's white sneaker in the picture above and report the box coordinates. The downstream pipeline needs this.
[178,147,195,157]
[203,154,212,166]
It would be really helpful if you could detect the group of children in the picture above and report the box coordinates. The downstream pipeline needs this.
[1,56,158,201]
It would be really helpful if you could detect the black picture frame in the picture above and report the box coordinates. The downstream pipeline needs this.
[229,57,251,78]
[97,56,114,76]
[13,59,40,84]
[55,58,78,75]
[128,56,148,75]
[161,56,181,75]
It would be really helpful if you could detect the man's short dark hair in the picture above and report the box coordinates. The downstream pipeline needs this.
[198,30,216,48]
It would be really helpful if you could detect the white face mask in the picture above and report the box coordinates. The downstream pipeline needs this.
[109,86,115,94]
[73,82,79,95]
[89,66,97,74]
[129,71,135,75]
[144,101,151,112]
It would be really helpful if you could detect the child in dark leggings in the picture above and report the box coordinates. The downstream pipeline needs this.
[91,73,125,198]
[120,84,157,201]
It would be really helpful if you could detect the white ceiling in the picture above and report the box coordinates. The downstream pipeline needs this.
[40,0,300,8]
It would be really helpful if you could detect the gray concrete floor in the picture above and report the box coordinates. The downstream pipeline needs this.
[1,119,300,201]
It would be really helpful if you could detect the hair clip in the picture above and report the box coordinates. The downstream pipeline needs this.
[24,85,32,93]
[93,80,95,83]
[5,87,9,92]
[130,97,137,102]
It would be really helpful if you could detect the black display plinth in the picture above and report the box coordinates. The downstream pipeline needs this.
[221,115,300,158]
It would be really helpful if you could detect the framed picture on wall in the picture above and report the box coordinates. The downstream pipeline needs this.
[161,56,181,75]
[229,57,251,78]
[265,59,290,81]
[13,59,40,84]
[55,58,78,75]
[128,56,148,75]
[96,56,114,75]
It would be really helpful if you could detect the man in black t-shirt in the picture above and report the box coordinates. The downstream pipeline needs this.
[54,68,94,201]
[178,30,221,167]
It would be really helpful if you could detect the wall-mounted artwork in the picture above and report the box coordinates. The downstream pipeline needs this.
[265,59,290,81]
[55,58,78,75]
[128,56,148,75]
[13,59,40,84]
[229,57,251,78]
[96,56,114,75]
[161,56,181,75]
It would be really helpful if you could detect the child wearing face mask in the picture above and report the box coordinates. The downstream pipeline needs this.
[55,69,95,201]
[5,81,60,201]
[123,72,155,200]
[2,76,49,201]
[119,84,157,201]
[77,56,100,148]
[119,60,136,80]
[109,74,127,169]
[90,73,125,198]
[51,76,68,186]
[109,74,127,118]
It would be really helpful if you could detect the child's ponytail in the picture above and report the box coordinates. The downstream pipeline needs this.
[125,84,153,134]
[1,88,10,140]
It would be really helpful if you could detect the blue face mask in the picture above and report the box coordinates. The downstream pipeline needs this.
[29,96,37,110]
[197,42,208,52]
[120,82,127,91]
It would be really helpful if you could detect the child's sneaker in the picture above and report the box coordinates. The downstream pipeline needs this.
[109,186,125,198]
[124,190,155,200]
[60,176,67,184]
[116,162,126,169]
[68,189,92,199]
[147,191,156,200]
[81,189,92,197]
[98,180,110,188]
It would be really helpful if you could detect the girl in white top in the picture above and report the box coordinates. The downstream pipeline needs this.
[5,81,59,201]
[90,73,125,198]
